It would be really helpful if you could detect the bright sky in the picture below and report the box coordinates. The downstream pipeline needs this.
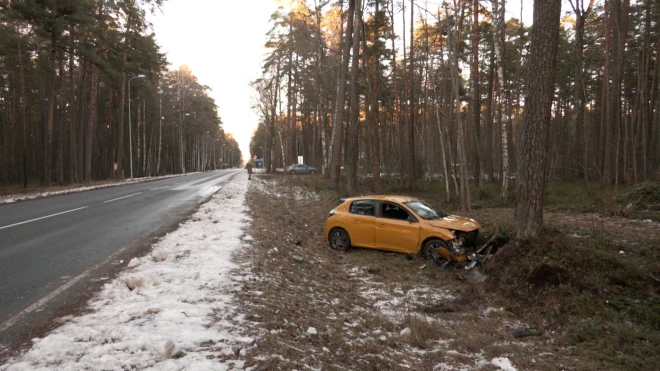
[147,0,540,163]
[148,0,278,162]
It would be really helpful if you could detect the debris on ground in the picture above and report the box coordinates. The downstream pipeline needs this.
[512,327,542,338]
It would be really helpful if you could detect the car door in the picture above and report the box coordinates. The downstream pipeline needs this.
[344,200,377,248]
[375,202,421,253]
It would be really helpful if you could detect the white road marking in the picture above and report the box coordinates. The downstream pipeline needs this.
[102,192,142,203]
[0,207,88,231]
[0,241,136,334]
[149,185,169,191]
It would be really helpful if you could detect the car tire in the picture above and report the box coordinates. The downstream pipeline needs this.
[329,228,351,251]
[422,238,450,264]
[310,170,316,175]
[290,170,296,175]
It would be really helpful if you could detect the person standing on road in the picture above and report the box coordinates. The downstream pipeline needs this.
[245,161,253,180]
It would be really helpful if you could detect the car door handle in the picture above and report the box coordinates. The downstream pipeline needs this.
[377,224,386,228]
[351,221,359,224]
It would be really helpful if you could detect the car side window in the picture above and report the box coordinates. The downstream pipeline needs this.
[379,202,410,220]
[349,200,376,216]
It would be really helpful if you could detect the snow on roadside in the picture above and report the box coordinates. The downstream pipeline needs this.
[0,173,193,204]
[491,357,517,371]
[1,175,250,370]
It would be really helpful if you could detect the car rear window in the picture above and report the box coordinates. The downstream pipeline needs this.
[349,200,376,216]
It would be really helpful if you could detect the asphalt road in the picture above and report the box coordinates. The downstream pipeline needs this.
[0,169,241,340]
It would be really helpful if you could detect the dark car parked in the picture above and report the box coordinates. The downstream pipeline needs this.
[287,164,317,174]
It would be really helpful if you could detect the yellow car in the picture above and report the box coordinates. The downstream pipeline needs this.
[324,196,480,259]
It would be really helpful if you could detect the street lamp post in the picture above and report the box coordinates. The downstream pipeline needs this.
[213,139,217,170]
[128,74,145,179]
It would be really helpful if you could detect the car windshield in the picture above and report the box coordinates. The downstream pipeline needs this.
[404,201,447,220]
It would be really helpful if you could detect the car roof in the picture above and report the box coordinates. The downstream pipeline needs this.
[344,195,418,203]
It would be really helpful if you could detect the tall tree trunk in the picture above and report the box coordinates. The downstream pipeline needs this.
[156,88,163,175]
[388,0,404,187]
[431,56,451,202]
[470,0,481,192]
[368,0,382,193]
[56,56,65,185]
[647,40,660,179]
[117,8,133,178]
[117,48,128,178]
[17,26,28,188]
[346,0,362,195]
[568,0,594,179]
[286,21,294,165]
[269,59,281,173]
[329,0,355,189]
[514,0,562,238]
[45,31,57,186]
[447,1,470,213]
[485,38,495,182]
[77,58,86,178]
[494,0,508,199]
[85,64,99,181]
[68,26,78,183]
[406,0,415,189]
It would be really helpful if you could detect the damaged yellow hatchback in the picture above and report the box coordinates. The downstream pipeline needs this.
[324,196,480,259]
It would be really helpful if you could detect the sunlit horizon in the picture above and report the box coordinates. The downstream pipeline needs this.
[148,0,279,163]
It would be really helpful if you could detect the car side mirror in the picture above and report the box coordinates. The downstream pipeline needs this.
[407,215,418,223]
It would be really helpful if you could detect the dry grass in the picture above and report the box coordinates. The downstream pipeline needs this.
[232,174,580,370]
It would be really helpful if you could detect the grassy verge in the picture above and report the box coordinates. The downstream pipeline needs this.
[484,228,660,369]
[235,175,585,370]
[235,174,659,370]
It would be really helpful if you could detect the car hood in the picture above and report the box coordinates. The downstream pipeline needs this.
[427,215,480,232]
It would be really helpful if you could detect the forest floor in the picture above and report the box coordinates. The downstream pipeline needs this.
[236,174,660,370]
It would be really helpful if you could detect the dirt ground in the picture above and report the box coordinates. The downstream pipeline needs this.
[228,174,658,370]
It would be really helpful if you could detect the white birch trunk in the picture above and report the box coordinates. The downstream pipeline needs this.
[494,0,509,200]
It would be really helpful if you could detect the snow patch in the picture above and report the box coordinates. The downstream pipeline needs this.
[1,175,250,370]
[492,357,517,371]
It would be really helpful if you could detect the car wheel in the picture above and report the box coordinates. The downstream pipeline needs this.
[310,170,316,175]
[329,228,351,251]
[423,238,450,265]
[290,170,296,175]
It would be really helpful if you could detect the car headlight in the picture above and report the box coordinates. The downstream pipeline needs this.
[329,210,336,216]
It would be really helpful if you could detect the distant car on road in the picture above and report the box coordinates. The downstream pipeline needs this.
[287,164,317,175]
